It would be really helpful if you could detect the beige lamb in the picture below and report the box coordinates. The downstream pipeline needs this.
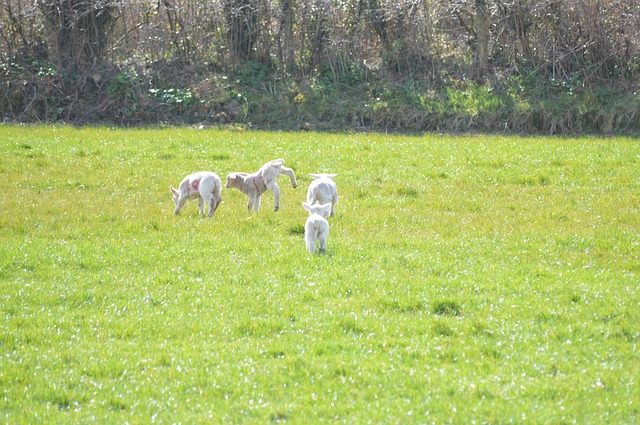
[226,159,297,213]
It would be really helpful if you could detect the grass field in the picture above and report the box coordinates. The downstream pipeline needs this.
[1,126,639,424]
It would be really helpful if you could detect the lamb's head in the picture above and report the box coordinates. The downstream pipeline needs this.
[303,202,332,216]
[170,186,181,213]
[225,173,243,189]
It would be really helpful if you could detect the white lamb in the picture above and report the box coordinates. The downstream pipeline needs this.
[170,171,222,217]
[302,202,332,254]
[226,158,297,213]
[307,173,338,217]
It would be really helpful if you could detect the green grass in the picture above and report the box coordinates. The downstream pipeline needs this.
[1,126,639,423]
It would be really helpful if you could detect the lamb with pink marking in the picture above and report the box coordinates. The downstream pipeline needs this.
[170,171,222,217]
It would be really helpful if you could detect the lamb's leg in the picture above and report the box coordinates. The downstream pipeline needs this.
[206,195,214,217]
[254,194,262,212]
[280,166,297,188]
[305,234,315,254]
[318,228,329,252]
[267,183,280,211]
[318,239,327,253]
[198,197,205,215]
[247,194,256,213]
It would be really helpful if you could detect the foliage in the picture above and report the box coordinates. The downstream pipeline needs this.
[102,69,145,120]
[1,0,639,132]
[149,88,195,108]
[1,126,639,423]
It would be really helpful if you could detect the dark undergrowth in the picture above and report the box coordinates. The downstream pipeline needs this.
[2,58,639,135]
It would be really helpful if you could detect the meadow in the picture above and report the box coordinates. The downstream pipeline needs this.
[0,126,638,424]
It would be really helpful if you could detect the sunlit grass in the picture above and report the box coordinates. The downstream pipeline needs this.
[1,126,639,423]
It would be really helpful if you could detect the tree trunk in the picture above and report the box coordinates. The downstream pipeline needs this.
[475,0,490,78]
[279,0,294,70]
[224,0,258,66]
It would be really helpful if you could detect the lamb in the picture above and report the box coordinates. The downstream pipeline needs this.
[302,202,332,254]
[226,158,297,213]
[307,173,338,217]
[170,171,222,217]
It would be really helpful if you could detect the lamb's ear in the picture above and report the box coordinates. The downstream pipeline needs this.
[310,173,337,179]
[170,186,179,195]
[302,202,312,212]
[322,203,333,214]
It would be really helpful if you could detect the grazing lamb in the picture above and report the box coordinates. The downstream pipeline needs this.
[307,173,338,217]
[302,202,332,254]
[170,171,222,217]
[226,158,297,213]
